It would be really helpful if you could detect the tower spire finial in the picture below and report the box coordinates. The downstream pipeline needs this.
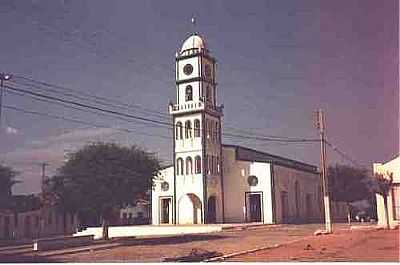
[191,15,196,34]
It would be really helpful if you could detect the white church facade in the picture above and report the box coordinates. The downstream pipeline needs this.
[151,33,346,225]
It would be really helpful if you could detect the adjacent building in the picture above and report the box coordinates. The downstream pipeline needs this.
[374,155,400,227]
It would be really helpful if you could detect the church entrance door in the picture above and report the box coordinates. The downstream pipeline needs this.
[207,196,217,223]
[246,192,262,223]
[160,197,172,224]
[178,193,203,224]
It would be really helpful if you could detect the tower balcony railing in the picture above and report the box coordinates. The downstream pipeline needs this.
[169,101,223,115]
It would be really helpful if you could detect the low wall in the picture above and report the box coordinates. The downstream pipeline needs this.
[74,225,223,240]
[33,235,94,251]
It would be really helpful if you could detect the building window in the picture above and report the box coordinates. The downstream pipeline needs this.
[194,119,200,137]
[215,121,219,142]
[195,156,202,174]
[207,120,211,139]
[210,156,214,174]
[176,158,184,175]
[216,156,220,173]
[186,157,193,175]
[185,85,193,101]
[204,155,209,174]
[185,120,192,138]
[206,86,211,102]
[392,185,400,220]
[175,122,183,140]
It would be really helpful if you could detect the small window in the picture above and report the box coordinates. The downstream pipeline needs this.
[195,156,202,174]
[215,121,219,141]
[194,119,200,137]
[204,155,209,174]
[206,86,211,102]
[186,157,193,175]
[176,158,184,175]
[185,120,192,138]
[185,85,193,101]
[176,122,183,140]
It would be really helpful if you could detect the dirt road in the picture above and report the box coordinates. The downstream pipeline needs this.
[228,228,399,262]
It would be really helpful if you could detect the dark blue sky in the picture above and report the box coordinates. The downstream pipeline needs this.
[0,0,398,194]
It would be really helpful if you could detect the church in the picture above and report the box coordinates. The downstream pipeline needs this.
[151,33,346,225]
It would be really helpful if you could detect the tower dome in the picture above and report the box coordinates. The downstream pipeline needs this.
[180,34,207,55]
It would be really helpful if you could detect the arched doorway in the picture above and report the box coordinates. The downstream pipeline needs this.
[178,193,202,224]
[207,196,217,223]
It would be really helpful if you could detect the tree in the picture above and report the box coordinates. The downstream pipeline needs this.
[51,142,160,239]
[328,164,372,224]
[0,164,19,209]
[373,172,393,229]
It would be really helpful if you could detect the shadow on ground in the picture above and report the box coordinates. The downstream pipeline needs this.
[116,233,229,246]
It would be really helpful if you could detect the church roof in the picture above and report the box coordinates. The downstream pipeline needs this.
[180,34,207,53]
[223,144,318,174]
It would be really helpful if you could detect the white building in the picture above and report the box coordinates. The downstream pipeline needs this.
[152,33,346,225]
[374,155,400,227]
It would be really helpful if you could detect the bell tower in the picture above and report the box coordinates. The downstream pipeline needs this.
[169,33,224,224]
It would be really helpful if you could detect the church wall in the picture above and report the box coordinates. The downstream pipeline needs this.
[273,165,322,224]
[222,147,273,223]
[152,166,174,225]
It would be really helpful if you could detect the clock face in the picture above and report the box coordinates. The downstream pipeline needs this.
[204,64,212,78]
[183,64,193,75]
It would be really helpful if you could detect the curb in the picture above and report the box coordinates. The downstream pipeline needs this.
[36,242,122,257]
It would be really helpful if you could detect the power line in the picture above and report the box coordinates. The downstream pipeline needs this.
[4,83,319,144]
[13,75,171,120]
[5,83,319,143]
[12,75,316,141]
[325,139,362,167]
[3,104,171,140]
[5,89,170,131]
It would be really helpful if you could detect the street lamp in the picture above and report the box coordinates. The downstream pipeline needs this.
[0,73,12,130]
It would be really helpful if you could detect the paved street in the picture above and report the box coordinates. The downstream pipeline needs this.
[228,227,399,262]
[0,223,362,262]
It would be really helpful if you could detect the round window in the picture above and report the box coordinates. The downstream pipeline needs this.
[161,181,169,191]
[183,64,193,75]
[248,175,258,186]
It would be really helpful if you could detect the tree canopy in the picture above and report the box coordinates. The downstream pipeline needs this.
[0,164,19,209]
[49,142,160,238]
[327,164,372,203]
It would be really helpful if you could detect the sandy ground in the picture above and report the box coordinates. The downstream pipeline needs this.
[1,223,395,262]
[228,228,399,262]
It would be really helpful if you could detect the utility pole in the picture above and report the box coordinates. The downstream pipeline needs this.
[314,109,332,233]
[0,73,12,130]
[41,162,49,187]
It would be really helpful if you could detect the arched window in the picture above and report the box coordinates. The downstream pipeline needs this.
[207,120,211,139]
[186,157,193,175]
[195,156,201,174]
[175,122,183,140]
[216,156,220,173]
[185,85,193,101]
[204,154,209,174]
[185,120,192,138]
[210,156,214,174]
[215,121,219,142]
[176,158,184,175]
[194,119,200,137]
[206,86,211,102]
